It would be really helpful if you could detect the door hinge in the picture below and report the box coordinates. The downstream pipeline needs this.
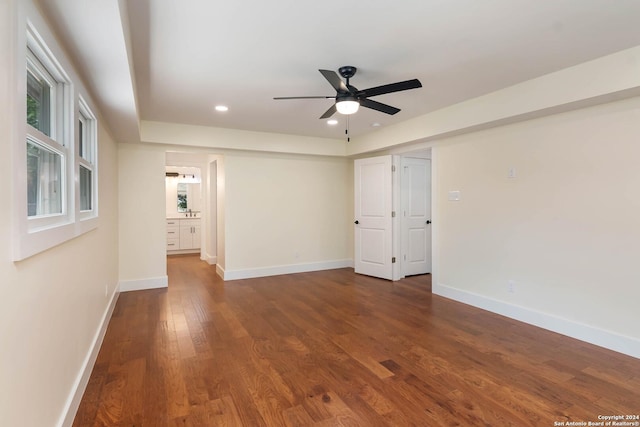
[391,211,396,217]
[392,257,396,263]
[392,165,396,172]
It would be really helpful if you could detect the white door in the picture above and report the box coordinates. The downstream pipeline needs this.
[354,155,393,280]
[401,157,431,276]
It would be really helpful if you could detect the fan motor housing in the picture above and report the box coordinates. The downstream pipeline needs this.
[338,66,357,79]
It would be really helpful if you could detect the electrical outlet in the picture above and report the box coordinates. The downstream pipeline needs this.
[508,280,515,293]
[448,190,461,201]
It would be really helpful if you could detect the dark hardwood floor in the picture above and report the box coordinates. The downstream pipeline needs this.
[73,255,640,426]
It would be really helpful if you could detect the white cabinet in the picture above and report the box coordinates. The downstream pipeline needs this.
[166,219,180,250]
[179,219,201,250]
[167,218,200,252]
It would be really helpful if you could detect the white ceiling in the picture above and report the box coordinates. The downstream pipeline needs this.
[38,0,640,142]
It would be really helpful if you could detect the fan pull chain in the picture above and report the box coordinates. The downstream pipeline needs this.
[346,115,350,142]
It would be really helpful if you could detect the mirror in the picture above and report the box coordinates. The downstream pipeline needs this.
[177,183,187,212]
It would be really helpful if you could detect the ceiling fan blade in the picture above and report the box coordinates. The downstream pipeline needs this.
[274,96,335,100]
[319,104,337,119]
[359,98,400,115]
[356,79,422,98]
[319,69,349,93]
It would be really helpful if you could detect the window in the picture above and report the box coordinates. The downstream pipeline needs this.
[25,39,69,226]
[27,138,63,216]
[78,96,97,214]
[78,117,84,157]
[14,20,100,260]
[79,166,92,211]
[26,66,51,135]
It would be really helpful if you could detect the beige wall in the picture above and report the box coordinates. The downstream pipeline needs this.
[0,1,121,425]
[130,128,353,280]
[222,152,352,277]
[349,45,640,156]
[117,146,354,281]
[0,125,119,427]
[142,120,346,157]
[216,157,226,271]
[434,96,640,351]
[118,144,167,286]
[119,144,225,278]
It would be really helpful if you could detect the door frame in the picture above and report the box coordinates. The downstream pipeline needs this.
[391,149,434,281]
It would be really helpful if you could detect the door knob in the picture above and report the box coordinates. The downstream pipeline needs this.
[354,220,359,224]
[426,220,431,224]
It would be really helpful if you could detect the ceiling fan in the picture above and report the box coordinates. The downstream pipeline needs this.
[274,66,422,119]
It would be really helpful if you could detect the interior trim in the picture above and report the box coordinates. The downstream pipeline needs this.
[58,287,120,427]
[119,275,168,292]
[434,282,640,360]
[221,259,354,281]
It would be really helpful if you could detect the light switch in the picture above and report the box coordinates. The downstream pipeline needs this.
[508,167,516,179]
[448,190,461,201]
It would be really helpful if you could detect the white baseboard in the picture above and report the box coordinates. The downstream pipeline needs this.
[216,263,225,279]
[58,287,119,427]
[166,249,199,255]
[221,259,353,281]
[205,254,217,265]
[433,283,640,360]
[119,275,168,292]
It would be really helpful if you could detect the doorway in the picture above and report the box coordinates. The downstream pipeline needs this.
[353,150,432,282]
[164,152,220,267]
[165,165,203,255]
[400,156,432,278]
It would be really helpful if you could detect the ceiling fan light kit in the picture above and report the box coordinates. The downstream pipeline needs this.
[274,65,422,119]
[336,98,359,115]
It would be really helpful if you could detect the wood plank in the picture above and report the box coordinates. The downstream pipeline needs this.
[73,255,640,426]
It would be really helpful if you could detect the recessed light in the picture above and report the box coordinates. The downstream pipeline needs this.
[215,105,228,112]
[327,119,338,125]
[371,122,381,127]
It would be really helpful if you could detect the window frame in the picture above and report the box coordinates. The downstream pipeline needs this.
[26,133,65,220]
[24,27,71,232]
[13,16,100,261]
[77,95,98,218]
[26,56,53,136]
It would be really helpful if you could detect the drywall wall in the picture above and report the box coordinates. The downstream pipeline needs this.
[118,143,168,289]
[0,1,120,425]
[118,143,229,287]
[215,156,226,273]
[349,45,640,156]
[222,152,352,279]
[433,96,640,357]
[142,120,346,157]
